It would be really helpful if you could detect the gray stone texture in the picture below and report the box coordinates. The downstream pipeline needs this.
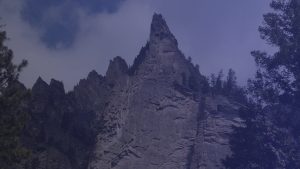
[22,14,242,169]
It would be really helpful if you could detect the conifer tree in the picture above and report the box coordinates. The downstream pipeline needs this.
[224,69,237,95]
[225,0,300,168]
[0,26,29,168]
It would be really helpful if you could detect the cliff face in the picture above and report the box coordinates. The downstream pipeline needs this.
[22,14,242,169]
[89,13,203,169]
[23,77,100,169]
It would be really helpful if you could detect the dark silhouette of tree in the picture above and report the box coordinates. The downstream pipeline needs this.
[215,70,224,94]
[224,69,237,95]
[0,26,29,168]
[224,0,300,168]
[187,56,192,63]
[210,73,217,96]
[223,104,279,169]
[210,70,225,96]
[250,0,300,104]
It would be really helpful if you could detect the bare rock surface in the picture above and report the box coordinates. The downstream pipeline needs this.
[88,14,242,169]
[22,13,243,169]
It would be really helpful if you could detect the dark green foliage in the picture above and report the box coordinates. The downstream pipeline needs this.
[210,70,224,95]
[188,62,210,94]
[224,69,237,95]
[251,0,300,166]
[215,70,224,94]
[0,28,29,168]
[0,83,30,168]
[223,105,279,169]
[210,74,216,92]
[252,0,300,104]
[0,32,27,91]
[187,56,192,63]
[209,69,245,102]
[173,55,210,96]
[224,0,300,168]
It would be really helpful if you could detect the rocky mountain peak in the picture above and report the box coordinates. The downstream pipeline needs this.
[23,13,241,169]
[87,70,103,81]
[150,13,177,47]
[33,77,48,88]
[32,77,49,96]
[129,13,198,87]
[75,70,104,91]
[106,56,128,79]
[49,79,65,96]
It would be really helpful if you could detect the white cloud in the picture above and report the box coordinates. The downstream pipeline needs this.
[0,0,154,90]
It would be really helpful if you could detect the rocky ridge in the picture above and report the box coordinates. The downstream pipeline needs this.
[22,14,243,169]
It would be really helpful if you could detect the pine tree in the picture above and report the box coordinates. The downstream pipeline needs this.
[224,69,237,95]
[223,104,279,169]
[251,0,300,105]
[0,27,29,168]
[215,70,224,94]
[251,1,300,166]
[225,0,300,168]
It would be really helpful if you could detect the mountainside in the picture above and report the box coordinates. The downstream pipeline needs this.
[21,14,243,169]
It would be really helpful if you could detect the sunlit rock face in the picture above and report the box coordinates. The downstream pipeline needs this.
[22,14,242,169]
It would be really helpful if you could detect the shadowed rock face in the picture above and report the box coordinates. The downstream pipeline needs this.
[87,14,240,169]
[88,13,201,169]
[22,13,242,169]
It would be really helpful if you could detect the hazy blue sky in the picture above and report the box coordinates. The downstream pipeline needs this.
[0,0,272,90]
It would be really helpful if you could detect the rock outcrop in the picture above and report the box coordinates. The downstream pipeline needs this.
[87,13,241,169]
[22,13,243,169]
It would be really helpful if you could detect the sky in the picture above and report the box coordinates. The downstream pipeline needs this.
[0,0,273,91]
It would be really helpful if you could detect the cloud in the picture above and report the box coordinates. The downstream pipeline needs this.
[0,0,153,90]
[20,0,125,49]
[0,0,273,91]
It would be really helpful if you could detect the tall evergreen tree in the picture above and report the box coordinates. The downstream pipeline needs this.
[225,0,300,168]
[215,70,224,94]
[251,0,300,156]
[223,104,280,169]
[224,69,237,95]
[250,0,300,104]
[0,27,29,168]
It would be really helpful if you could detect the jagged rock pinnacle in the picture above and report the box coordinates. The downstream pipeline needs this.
[22,12,243,169]
[129,13,186,78]
[32,77,48,91]
[35,77,48,86]
[150,13,177,46]
[31,77,51,99]
[106,56,128,79]
[87,70,102,80]
[49,79,65,95]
